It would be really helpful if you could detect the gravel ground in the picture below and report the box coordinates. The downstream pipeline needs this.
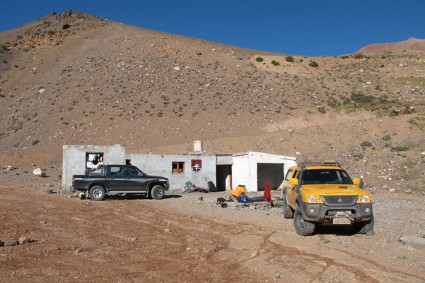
[162,189,425,242]
[1,165,425,282]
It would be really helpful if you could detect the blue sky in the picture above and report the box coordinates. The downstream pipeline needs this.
[1,1,424,56]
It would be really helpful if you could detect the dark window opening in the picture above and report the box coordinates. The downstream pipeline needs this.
[172,162,185,174]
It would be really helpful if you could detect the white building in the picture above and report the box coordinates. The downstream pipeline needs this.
[62,144,296,192]
[232,152,297,192]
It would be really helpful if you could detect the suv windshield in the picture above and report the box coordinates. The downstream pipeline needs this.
[301,169,353,185]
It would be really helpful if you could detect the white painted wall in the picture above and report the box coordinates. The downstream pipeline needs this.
[232,152,297,192]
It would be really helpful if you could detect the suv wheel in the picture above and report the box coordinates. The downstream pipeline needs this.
[294,207,316,236]
[283,196,294,219]
[354,216,374,234]
[150,185,165,200]
[89,185,106,201]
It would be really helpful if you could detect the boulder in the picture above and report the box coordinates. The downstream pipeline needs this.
[398,235,425,249]
[18,236,31,245]
[33,168,46,177]
[4,241,18,246]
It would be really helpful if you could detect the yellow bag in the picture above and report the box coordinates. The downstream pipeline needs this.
[230,185,246,197]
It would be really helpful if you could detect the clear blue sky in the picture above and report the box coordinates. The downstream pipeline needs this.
[1,0,424,56]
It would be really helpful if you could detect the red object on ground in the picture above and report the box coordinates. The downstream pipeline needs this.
[263,182,273,205]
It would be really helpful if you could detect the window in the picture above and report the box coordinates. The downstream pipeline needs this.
[89,167,103,176]
[126,166,141,177]
[284,169,293,181]
[85,152,104,174]
[301,169,353,185]
[172,162,185,174]
[110,166,124,176]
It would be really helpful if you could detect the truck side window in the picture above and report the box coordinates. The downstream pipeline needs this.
[285,169,293,181]
[89,168,103,176]
[110,166,124,177]
[126,166,140,177]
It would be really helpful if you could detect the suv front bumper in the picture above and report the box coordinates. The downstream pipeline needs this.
[299,202,373,223]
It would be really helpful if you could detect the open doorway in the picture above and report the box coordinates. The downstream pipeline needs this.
[257,163,284,191]
[85,152,104,175]
[216,165,232,191]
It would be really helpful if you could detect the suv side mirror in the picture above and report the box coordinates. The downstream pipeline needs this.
[289,178,299,186]
[352,178,361,185]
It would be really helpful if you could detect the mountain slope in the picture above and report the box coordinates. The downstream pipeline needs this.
[0,11,424,192]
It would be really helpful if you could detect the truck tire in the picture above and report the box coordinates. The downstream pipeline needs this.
[354,216,374,234]
[89,185,106,201]
[294,207,316,236]
[150,185,165,200]
[283,196,294,219]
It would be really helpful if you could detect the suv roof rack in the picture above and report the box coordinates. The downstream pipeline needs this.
[298,161,341,169]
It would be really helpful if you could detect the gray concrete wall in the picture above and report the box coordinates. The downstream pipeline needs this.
[130,154,217,190]
[62,145,126,191]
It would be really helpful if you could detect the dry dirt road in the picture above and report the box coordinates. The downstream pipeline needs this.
[1,170,425,282]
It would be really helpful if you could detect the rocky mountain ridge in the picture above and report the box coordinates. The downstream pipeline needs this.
[357,37,425,54]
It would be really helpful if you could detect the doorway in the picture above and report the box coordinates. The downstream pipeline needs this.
[216,165,232,191]
[257,163,284,191]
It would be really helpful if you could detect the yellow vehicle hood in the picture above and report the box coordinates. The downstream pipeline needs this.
[301,184,368,196]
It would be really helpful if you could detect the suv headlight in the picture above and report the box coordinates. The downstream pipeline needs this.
[307,195,322,203]
[358,195,370,203]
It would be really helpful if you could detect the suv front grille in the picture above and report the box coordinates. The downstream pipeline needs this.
[322,196,356,206]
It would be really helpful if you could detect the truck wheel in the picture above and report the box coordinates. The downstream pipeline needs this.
[283,196,294,219]
[89,185,106,201]
[150,185,165,200]
[354,216,374,234]
[294,207,316,236]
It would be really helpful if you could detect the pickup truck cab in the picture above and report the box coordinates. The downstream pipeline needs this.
[282,161,373,236]
[71,164,169,201]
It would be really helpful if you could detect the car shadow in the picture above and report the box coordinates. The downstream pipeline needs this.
[104,193,182,201]
[162,194,182,199]
[315,225,358,236]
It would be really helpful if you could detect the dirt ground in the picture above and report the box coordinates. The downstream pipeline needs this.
[1,165,425,283]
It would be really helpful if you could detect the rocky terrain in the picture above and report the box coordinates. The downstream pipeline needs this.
[0,10,424,282]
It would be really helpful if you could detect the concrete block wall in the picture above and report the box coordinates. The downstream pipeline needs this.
[61,144,126,190]
[130,153,216,190]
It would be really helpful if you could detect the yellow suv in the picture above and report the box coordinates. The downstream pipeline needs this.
[283,162,373,236]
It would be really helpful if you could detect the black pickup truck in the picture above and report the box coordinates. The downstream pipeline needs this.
[71,164,169,201]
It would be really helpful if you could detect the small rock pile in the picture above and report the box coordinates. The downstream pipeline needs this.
[0,236,33,247]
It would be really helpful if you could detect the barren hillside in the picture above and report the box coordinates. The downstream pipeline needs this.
[0,11,424,193]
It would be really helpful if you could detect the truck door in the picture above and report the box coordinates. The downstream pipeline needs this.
[122,166,148,192]
[107,165,128,191]
[287,169,299,208]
